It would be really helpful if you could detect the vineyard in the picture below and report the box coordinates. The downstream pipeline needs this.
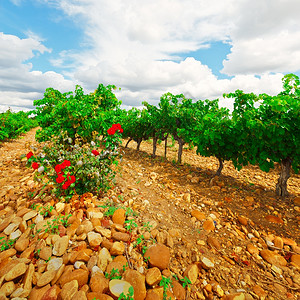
[0,74,299,299]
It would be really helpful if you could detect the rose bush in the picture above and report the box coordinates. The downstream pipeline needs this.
[26,124,123,201]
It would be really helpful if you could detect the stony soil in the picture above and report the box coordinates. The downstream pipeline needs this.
[0,128,299,300]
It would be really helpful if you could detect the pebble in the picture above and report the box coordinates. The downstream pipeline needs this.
[144,243,170,270]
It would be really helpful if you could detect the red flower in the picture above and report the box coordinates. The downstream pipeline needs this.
[92,149,100,156]
[66,173,76,183]
[55,164,62,174]
[62,182,70,189]
[26,151,34,159]
[119,128,123,133]
[32,162,39,170]
[107,127,115,135]
[56,174,65,184]
[61,160,71,168]
[113,123,121,130]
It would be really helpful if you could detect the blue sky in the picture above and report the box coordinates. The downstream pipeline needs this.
[1,0,300,112]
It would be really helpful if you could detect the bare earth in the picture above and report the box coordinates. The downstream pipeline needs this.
[0,128,299,299]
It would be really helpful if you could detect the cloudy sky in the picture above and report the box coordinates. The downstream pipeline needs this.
[1,0,300,112]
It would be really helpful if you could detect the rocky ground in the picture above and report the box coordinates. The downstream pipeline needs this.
[0,128,299,300]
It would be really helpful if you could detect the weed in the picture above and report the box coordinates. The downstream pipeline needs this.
[104,268,122,280]
[118,286,134,300]
[159,276,173,300]
[180,276,192,288]
[43,214,71,234]
[0,237,17,252]
[124,218,138,232]
[142,221,152,232]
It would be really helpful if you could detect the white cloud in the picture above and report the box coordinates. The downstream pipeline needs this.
[0,32,74,112]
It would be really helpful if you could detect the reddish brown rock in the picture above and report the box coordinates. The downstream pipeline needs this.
[110,242,125,256]
[223,293,245,300]
[29,284,51,300]
[112,208,126,225]
[265,215,284,224]
[60,280,78,300]
[90,273,109,294]
[145,288,164,300]
[172,280,186,300]
[246,244,259,256]
[112,232,130,242]
[87,293,114,300]
[123,269,146,300]
[191,210,206,221]
[5,262,27,281]
[59,269,89,287]
[273,237,284,249]
[145,267,162,286]
[41,285,61,300]
[260,249,287,266]
[72,290,88,300]
[291,254,300,267]
[144,244,170,270]
[203,219,215,232]
[37,270,57,287]
[237,216,248,226]
[207,236,221,250]
[0,248,16,263]
[252,285,267,299]
[183,264,199,284]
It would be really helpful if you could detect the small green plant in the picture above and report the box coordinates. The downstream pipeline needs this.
[180,276,192,288]
[159,276,173,300]
[142,221,152,232]
[43,214,71,234]
[45,256,51,263]
[118,286,134,300]
[124,219,138,232]
[0,237,17,252]
[104,268,122,280]
[39,205,54,217]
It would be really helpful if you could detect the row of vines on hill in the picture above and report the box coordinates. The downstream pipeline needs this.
[31,74,299,198]
[116,74,300,198]
[0,110,37,142]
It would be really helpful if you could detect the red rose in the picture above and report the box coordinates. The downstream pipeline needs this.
[107,127,115,135]
[55,164,62,174]
[32,162,39,170]
[56,174,65,184]
[26,151,34,159]
[61,160,71,168]
[119,128,123,133]
[66,173,76,183]
[92,150,100,156]
[62,182,70,189]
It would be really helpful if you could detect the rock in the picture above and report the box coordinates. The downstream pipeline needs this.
[110,242,125,256]
[29,284,51,300]
[5,262,27,281]
[191,210,206,221]
[290,254,300,267]
[252,285,267,299]
[40,246,52,261]
[23,210,37,221]
[260,249,287,266]
[293,197,300,206]
[0,248,16,263]
[87,232,103,248]
[87,293,114,300]
[55,203,65,214]
[0,281,15,296]
[97,247,113,272]
[201,257,214,269]
[183,264,199,284]
[223,293,245,300]
[145,267,162,286]
[293,273,300,285]
[40,285,61,300]
[37,270,57,287]
[172,281,185,300]
[144,244,170,270]
[23,263,35,291]
[15,236,30,252]
[90,273,109,293]
[0,215,14,232]
[145,287,164,300]
[281,237,297,247]
[3,222,18,235]
[203,219,215,232]
[112,208,126,225]
[265,215,284,224]
[109,279,133,299]
[273,236,284,249]
[207,236,221,250]
[53,236,69,256]
[51,264,65,285]
[86,208,103,220]
[95,227,112,239]
[59,269,89,288]
[60,280,78,300]
[47,257,63,271]
[112,232,130,242]
[123,270,146,300]
[71,290,88,300]
[246,244,259,256]
[237,216,248,226]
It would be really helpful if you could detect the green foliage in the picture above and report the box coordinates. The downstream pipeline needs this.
[43,214,71,234]
[180,276,192,288]
[0,109,37,142]
[159,276,173,300]
[118,286,134,300]
[104,268,122,280]
[0,237,17,252]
